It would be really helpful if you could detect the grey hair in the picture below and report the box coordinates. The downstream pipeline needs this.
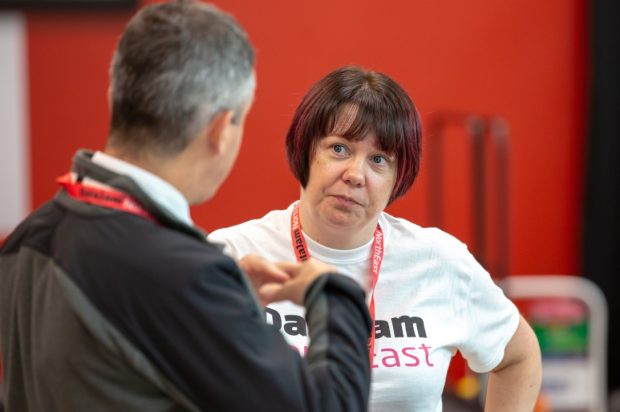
[108,0,255,155]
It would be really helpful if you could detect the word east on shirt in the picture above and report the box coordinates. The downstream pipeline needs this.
[208,203,519,412]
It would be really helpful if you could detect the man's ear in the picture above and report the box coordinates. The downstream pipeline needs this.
[204,110,235,155]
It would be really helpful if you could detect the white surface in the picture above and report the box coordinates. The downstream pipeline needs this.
[541,358,590,409]
[0,12,29,235]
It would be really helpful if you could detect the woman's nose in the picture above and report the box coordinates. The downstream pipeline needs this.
[342,158,365,186]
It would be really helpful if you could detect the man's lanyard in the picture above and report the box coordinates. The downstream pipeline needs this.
[290,204,383,366]
[57,173,156,222]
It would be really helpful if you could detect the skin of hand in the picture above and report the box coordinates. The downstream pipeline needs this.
[484,316,543,411]
[258,258,338,306]
[238,254,292,306]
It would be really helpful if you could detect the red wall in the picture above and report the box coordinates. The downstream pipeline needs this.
[26,0,588,276]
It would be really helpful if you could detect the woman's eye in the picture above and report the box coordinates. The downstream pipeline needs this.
[333,144,345,154]
[372,155,386,164]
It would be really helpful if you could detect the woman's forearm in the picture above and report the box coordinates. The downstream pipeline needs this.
[484,316,542,411]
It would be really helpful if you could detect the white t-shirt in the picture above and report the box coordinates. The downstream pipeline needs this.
[208,202,520,412]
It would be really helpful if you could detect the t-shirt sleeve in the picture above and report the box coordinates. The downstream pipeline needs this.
[458,252,520,373]
[207,229,243,259]
[207,226,251,260]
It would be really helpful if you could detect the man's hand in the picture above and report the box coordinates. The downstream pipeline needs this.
[238,254,291,306]
[258,258,336,306]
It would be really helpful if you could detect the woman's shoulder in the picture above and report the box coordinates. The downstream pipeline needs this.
[380,213,470,258]
[381,212,468,250]
[210,204,293,240]
[207,204,295,260]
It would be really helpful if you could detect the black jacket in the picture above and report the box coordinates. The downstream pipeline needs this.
[0,150,371,412]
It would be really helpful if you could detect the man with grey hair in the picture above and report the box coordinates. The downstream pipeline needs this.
[0,1,372,411]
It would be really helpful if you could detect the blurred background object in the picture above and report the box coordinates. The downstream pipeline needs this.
[502,275,608,412]
[0,0,136,9]
[584,0,620,410]
[1,0,618,410]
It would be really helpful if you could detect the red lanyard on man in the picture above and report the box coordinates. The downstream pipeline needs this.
[57,173,156,222]
[290,204,383,366]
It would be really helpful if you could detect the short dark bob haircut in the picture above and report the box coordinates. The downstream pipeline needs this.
[285,66,422,204]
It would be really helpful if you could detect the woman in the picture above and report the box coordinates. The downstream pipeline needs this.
[209,66,541,411]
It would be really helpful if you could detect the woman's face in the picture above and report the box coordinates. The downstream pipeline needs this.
[300,133,397,236]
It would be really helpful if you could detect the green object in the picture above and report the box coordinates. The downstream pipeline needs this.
[532,321,589,356]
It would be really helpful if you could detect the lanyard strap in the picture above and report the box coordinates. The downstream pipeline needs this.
[57,173,156,222]
[290,204,383,366]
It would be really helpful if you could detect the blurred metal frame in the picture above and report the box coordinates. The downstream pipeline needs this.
[426,111,510,280]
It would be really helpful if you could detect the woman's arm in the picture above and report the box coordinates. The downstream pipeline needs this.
[484,315,542,411]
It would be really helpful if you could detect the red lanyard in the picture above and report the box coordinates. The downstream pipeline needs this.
[290,204,383,366]
[57,173,156,222]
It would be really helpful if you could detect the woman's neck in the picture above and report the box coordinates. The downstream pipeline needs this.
[298,200,378,250]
